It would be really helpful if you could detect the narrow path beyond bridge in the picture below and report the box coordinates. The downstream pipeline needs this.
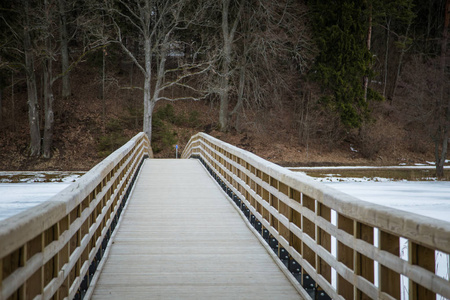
[91,159,301,299]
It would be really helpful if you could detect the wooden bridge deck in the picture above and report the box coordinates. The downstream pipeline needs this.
[90,159,301,299]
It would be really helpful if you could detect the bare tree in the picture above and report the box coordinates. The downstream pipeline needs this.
[210,0,312,131]
[39,0,101,158]
[1,0,105,158]
[218,0,244,131]
[21,0,41,156]
[0,1,40,154]
[98,0,212,141]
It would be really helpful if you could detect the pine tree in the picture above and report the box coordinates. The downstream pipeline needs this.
[308,0,379,128]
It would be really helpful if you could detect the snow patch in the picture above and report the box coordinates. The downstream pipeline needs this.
[317,176,396,183]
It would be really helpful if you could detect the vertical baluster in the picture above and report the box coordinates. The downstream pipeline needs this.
[302,194,316,286]
[290,189,302,256]
[317,203,332,286]
[409,242,435,299]
[356,222,374,299]
[379,231,400,299]
[26,233,43,299]
[337,214,354,299]
[59,216,70,299]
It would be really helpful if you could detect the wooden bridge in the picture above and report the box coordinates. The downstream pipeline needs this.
[1,132,449,300]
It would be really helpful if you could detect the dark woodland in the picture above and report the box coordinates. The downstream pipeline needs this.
[0,0,449,177]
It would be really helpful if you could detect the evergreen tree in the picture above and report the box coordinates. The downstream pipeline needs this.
[308,0,378,128]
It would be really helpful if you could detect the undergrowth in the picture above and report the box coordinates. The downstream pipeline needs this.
[152,103,200,154]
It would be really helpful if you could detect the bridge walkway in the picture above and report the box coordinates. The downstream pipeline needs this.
[90,159,302,299]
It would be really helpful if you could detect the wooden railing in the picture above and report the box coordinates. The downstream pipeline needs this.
[182,132,450,300]
[0,132,150,300]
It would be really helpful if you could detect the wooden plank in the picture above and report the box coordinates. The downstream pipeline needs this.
[91,159,302,300]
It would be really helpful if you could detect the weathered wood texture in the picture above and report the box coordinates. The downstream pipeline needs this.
[182,132,450,300]
[91,159,301,300]
[0,133,150,300]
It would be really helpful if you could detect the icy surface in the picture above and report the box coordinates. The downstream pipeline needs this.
[0,172,82,221]
[324,181,450,222]
[0,183,71,221]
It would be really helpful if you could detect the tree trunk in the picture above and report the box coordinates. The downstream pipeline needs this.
[43,59,55,159]
[23,0,41,156]
[0,57,2,126]
[390,1,414,103]
[43,0,55,159]
[11,72,15,132]
[435,132,448,178]
[219,0,232,131]
[0,85,2,127]
[231,63,246,131]
[219,57,230,131]
[102,48,106,122]
[383,18,391,100]
[363,2,372,102]
[219,0,243,131]
[59,0,71,98]
[143,36,153,140]
[435,0,450,179]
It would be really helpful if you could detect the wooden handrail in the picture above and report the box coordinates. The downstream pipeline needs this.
[182,132,450,300]
[0,132,151,300]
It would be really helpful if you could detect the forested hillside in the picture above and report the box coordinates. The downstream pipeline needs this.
[0,0,448,176]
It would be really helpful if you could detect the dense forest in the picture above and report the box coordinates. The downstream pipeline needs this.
[0,0,449,177]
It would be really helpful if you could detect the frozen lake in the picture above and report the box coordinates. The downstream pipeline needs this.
[0,183,72,221]
[325,181,450,223]
[0,172,82,221]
